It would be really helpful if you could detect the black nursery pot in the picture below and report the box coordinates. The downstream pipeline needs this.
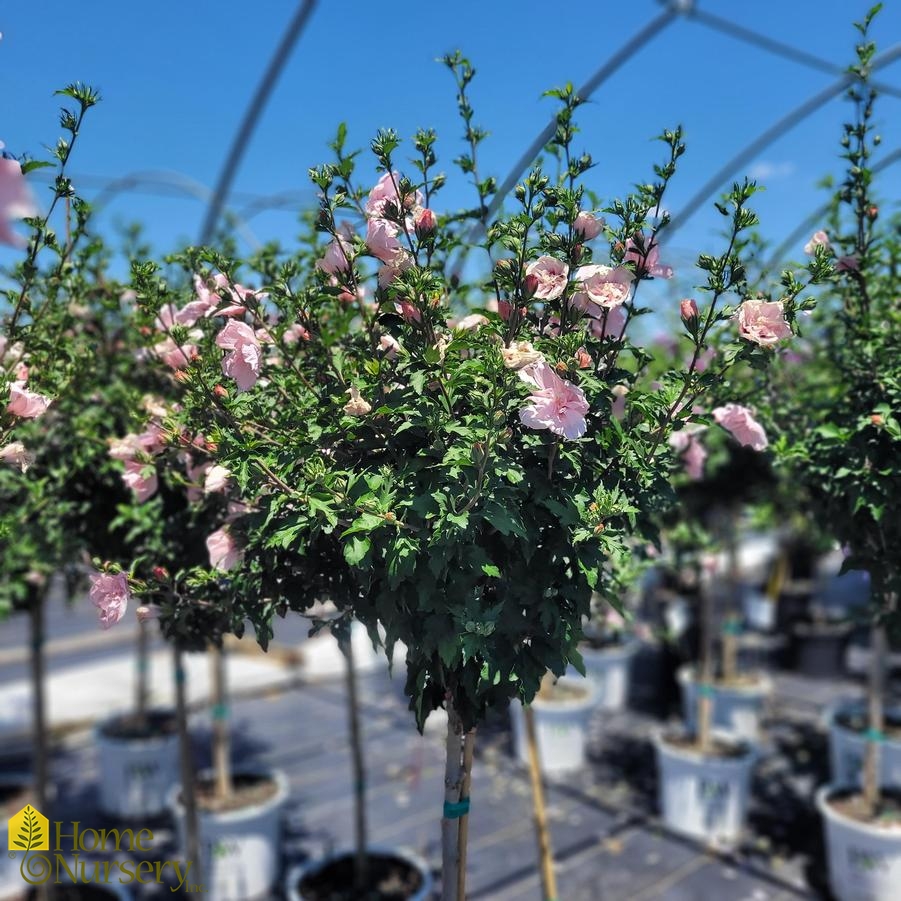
[790,620,852,677]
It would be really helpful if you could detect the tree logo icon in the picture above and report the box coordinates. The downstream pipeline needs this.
[8,805,50,886]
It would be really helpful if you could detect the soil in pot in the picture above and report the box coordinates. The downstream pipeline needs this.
[98,709,177,741]
[827,788,901,829]
[711,672,765,690]
[835,710,901,742]
[535,679,590,703]
[662,733,749,759]
[27,888,123,900]
[193,772,279,814]
[298,852,424,901]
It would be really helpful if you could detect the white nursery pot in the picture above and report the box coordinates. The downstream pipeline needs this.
[828,703,901,788]
[580,640,638,711]
[95,710,180,819]
[1,774,33,901]
[169,768,289,901]
[302,621,382,679]
[677,666,771,744]
[285,846,433,901]
[817,785,901,901]
[654,732,756,845]
[510,678,596,775]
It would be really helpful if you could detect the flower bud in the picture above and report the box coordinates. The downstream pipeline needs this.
[871,413,884,426]
[213,384,228,398]
[680,298,699,324]
[414,207,437,239]
[523,273,540,300]
[152,565,169,580]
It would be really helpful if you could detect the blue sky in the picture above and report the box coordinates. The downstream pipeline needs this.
[2,0,900,282]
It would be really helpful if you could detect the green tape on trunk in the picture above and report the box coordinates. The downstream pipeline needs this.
[697,683,716,698]
[865,728,886,743]
[443,797,470,819]
[211,703,229,721]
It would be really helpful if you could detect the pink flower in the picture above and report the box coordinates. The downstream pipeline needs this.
[573,211,604,241]
[575,347,592,369]
[395,300,421,324]
[6,381,51,419]
[804,231,830,255]
[713,404,768,451]
[518,362,589,440]
[624,234,673,279]
[215,320,262,392]
[378,250,413,288]
[0,157,37,248]
[0,441,32,472]
[669,429,707,480]
[153,335,199,369]
[737,299,792,347]
[379,334,400,359]
[611,384,628,420]
[525,256,570,301]
[317,232,354,275]
[90,572,131,630]
[414,207,437,238]
[586,305,627,340]
[204,464,231,493]
[572,265,634,314]
[283,322,310,343]
[680,298,699,324]
[122,459,158,502]
[365,171,422,218]
[366,217,404,264]
[207,527,242,572]
[455,313,489,331]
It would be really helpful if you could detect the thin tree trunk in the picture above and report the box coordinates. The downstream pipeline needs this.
[30,595,50,901]
[442,701,474,901]
[455,729,475,901]
[721,510,740,683]
[698,571,714,754]
[863,620,887,814]
[174,645,199,867]
[135,618,149,723]
[523,706,558,901]
[210,646,233,804]
[341,632,368,894]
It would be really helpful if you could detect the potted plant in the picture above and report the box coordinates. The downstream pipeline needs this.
[763,11,901,898]
[119,52,824,897]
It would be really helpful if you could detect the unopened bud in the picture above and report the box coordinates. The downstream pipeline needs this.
[414,208,437,239]
[213,385,228,398]
[680,298,699,324]
[523,273,540,300]
[871,413,884,426]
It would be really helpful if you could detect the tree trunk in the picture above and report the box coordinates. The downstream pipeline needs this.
[174,645,200,867]
[441,702,475,901]
[29,595,50,901]
[341,632,368,894]
[863,589,896,815]
[721,510,741,684]
[210,646,233,804]
[697,569,714,754]
[135,618,149,723]
[523,705,558,901]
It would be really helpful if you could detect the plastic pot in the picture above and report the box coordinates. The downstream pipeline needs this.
[580,640,639,711]
[828,703,901,789]
[677,666,771,745]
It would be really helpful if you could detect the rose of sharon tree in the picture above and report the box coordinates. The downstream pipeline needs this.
[124,60,823,899]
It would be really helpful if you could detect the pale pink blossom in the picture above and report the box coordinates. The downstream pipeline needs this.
[804,230,830,255]
[365,171,422,218]
[207,527,242,572]
[624,234,673,278]
[378,334,400,359]
[502,341,544,370]
[366,218,404,264]
[343,385,372,416]
[669,429,707,480]
[204,464,231,493]
[6,381,51,419]
[121,459,158,502]
[713,404,768,451]
[378,250,413,288]
[395,300,421,324]
[0,336,24,368]
[0,441,32,472]
[573,211,604,241]
[283,322,311,343]
[0,156,37,248]
[518,362,589,440]
[90,572,131,630]
[153,334,200,369]
[611,384,628,420]
[586,305,627,340]
[525,256,570,301]
[455,313,489,331]
[317,233,354,275]
[572,265,634,314]
[737,300,792,347]
[216,320,262,392]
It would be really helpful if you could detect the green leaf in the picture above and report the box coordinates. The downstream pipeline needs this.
[481,563,501,578]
